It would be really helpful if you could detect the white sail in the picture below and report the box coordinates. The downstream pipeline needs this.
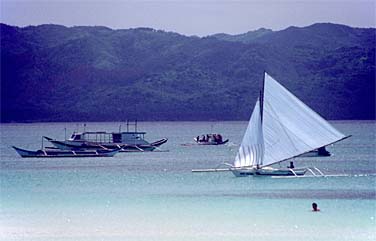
[234,100,264,167]
[261,73,347,166]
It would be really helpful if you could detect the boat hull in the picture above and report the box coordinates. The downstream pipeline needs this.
[231,167,307,177]
[194,139,229,145]
[12,146,119,158]
[122,138,168,152]
[300,147,331,157]
[48,138,168,152]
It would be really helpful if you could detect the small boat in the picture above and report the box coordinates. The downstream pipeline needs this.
[45,121,168,152]
[194,134,229,145]
[193,72,350,177]
[12,146,119,158]
[299,146,331,157]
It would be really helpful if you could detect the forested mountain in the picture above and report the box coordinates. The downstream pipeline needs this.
[1,23,375,122]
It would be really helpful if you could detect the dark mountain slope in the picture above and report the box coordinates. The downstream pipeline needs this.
[1,23,375,122]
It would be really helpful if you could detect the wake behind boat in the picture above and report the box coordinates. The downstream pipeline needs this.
[193,72,350,177]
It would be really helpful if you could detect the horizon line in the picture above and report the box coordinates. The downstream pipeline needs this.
[1,21,375,38]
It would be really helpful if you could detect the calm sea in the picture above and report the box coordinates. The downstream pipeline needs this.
[0,121,375,241]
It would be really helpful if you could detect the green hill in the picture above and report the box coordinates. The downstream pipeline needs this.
[1,23,375,122]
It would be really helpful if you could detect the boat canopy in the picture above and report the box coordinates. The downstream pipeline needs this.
[69,131,147,143]
[72,131,146,135]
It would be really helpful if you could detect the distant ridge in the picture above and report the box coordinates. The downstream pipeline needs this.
[211,28,273,43]
[1,23,375,122]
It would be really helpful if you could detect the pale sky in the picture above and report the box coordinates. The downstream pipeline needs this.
[1,0,375,36]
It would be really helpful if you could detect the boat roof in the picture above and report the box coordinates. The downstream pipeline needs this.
[73,131,147,135]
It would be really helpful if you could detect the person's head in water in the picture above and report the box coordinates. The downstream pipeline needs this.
[312,202,320,212]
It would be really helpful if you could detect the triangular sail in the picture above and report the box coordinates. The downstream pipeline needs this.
[234,72,347,168]
[261,73,347,166]
[234,100,264,167]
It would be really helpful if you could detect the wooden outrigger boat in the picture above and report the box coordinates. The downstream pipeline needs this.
[193,72,350,177]
[12,146,120,158]
[45,136,167,152]
[45,121,168,152]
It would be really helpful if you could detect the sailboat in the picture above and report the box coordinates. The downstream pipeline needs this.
[193,72,350,177]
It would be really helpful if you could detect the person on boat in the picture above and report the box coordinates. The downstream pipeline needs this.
[217,134,223,143]
[312,202,320,212]
[288,161,295,169]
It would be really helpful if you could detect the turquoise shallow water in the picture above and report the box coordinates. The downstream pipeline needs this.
[0,121,375,241]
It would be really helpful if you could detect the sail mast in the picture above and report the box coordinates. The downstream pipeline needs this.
[260,71,265,123]
[256,71,266,167]
[233,84,265,169]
